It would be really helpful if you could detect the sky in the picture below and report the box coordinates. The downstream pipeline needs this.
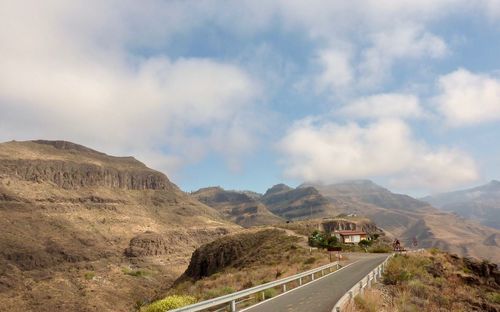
[1,1,500,196]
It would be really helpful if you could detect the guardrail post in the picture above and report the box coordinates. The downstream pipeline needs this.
[230,299,236,312]
[261,292,265,301]
[335,307,341,312]
[321,269,324,276]
[348,290,353,301]
[299,277,302,286]
[359,281,363,294]
[282,284,287,292]
[311,273,315,281]
[336,262,340,269]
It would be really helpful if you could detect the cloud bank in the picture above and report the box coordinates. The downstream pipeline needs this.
[0,1,263,175]
[279,118,478,191]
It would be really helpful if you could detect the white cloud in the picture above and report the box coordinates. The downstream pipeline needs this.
[316,48,353,91]
[279,118,478,191]
[358,25,448,88]
[339,93,423,120]
[0,1,262,175]
[436,68,500,126]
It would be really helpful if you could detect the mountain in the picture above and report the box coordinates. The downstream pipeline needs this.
[421,180,500,229]
[191,187,283,227]
[307,180,500,262]
[0,140,239,312]
[261,184,340,220]
[310,180,428,211]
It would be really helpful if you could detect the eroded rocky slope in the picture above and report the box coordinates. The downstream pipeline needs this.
[191,187,283,227]
[308,180,500,262]
[0,140,239,312]
[422,180,500,229]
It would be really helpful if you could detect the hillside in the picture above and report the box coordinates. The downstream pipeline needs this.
[191,187,283,227]
[307,180,500,263]
[154,228,334,307]
[422,180,500,229]
[0,140,239,312]
[350,250,500,311]
[261,184,340,220]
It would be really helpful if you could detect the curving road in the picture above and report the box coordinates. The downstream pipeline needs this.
[242,253,389,312]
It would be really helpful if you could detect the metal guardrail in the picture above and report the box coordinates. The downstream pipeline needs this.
[331,249,425,312]
[169,260,341,312]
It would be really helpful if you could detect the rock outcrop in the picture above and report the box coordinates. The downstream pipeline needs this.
[1,159,170,190]
[0,140,238,312]
[182,229,288,280]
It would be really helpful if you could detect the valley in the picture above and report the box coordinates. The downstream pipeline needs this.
[1,140,499,312]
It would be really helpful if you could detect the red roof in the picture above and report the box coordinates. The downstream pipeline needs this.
[333,230,367,236]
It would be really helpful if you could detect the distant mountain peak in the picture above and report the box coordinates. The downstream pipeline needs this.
[264,183,292,196]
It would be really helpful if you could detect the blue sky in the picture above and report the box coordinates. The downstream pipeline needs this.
[2,1,500,196]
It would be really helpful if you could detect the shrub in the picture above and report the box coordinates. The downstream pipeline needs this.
[304,257,316,265]
[84,272,95,280]
[141,295,196,312]
[262,288,277,299]
[359,239,372,248]
[407,279,428,299]
[308,231,339,249]
[122,268,150,277]
[383,254,431,285]
[487,292,500,304]
[204,286,235,299]
[353,289,385,312]
[429,248,440,255]
[368,244,392,253]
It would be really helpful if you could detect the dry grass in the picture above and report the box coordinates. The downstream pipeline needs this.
[168,245,334,301]
[349,250,500,312]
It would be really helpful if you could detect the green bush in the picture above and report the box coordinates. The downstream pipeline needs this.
[359,239,372,248]
[141,295,196,312]
[262,288,277,299]
[84,272,95,280]
[487,292,500,304]
[308,231,342,249]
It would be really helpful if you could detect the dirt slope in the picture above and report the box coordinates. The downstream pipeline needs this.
[0,140,239,312]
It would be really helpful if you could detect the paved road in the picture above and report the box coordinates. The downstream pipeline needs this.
[243,253,389,312]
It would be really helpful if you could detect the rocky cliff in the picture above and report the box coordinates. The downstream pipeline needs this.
[0,140,172,190]
[0,140,239,312]
[180,229,295,280]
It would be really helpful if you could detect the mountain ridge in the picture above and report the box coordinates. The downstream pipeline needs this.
[421,180,500,229]
[0,140,239,312]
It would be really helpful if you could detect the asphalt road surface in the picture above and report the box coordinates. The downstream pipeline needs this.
[242,253,389,312]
